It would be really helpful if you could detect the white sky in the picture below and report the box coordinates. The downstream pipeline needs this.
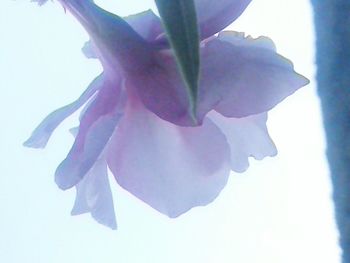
[0,0,341,262]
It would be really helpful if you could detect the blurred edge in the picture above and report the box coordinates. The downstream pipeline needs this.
[311,0,350,262]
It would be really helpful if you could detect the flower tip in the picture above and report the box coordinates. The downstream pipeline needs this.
[55,168,77,190]
[270,147,278,157]
[31,0,49,6]
[295,71,310,88]
[70,202,87,216]
[94,216,117,230]
[22,140,33,148]
[160,207,187,219]
[22,137,47,149]
[55,177,72,190]
[292,73,310,94]
[103,223,117,230]
[233,165,249,174]
[303,75,311,86]
[71,208,118,230]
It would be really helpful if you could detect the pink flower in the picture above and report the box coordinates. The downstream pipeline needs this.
[26,0,308,229]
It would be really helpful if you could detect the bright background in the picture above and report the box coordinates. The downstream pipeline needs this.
[0,0,341,262]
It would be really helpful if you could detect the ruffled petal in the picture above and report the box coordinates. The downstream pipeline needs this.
[195,0,252,39]
[129,32,308,127]
[197,32,309,118]
[71,158,117,229]
[55,76,124,190]
[107,95,231,218]
[208,111,277,172]
[24,74,103,148]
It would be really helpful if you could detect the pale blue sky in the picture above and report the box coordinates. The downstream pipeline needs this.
[0,0,340,262]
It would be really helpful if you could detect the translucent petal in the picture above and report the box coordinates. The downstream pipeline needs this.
[197,32,309,118]
[55,76,124,190]
[24,74,103,148]
[107,96,230,217]
[195,0,252,38]
[208,111,277,172]
[72,158,117,229]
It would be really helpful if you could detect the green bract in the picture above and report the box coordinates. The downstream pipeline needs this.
[155,0,200,120]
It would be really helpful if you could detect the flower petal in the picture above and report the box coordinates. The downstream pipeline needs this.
[130,32,308,127]
[124,10,163,42]
[153,0,252,46]
[107,96,230,218]
[197,32,309,118]
[208,111,277,172]
[83,10,162,59]
[32,0,49,6]
[55,76,124,190]
[71,158,117,229]
[24,74,103,148]
[61,0,152,73]
[82,40,98,59]
[125,52,193,126]
[195,0,252,39]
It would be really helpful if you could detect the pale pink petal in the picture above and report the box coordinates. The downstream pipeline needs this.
[72,158,117,229]
[195,0,252,39]
[107,96,230,218]
[24,74,103,148]
[197,32,309,119]
[208,111,277,172]
[55,76,124,190]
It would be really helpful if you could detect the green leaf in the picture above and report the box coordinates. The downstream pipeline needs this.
[155,0,200,121]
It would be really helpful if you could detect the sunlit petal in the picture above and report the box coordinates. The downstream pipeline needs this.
[107,95,230,217]
[55,76,123,190]
[24,74,103,148]
[197,32,309,118]
[208,111,277,172]
[72,158,117,229]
